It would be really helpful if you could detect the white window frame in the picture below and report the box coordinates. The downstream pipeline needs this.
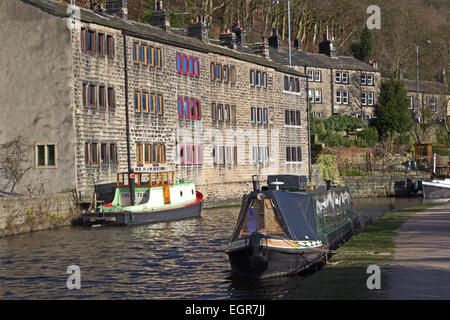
[250,70,255,87]
[430,97,436,111]
[409,96,414,110]
[336,90,342,104]
[361,92,367,106]
[342,72,349,84]
[335,72,341,83]
[308,69,314,81]
[314,70,321,82]
[315,89,322,103]
[308,89,314,103]
[367,74,374,86]
[343,91,349,104]
[361,73,367,85]
[368,92,374,106]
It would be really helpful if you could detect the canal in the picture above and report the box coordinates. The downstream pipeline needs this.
[0,197,422,299]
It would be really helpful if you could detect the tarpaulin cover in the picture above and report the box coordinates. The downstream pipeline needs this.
[271,190,317,240]
[267,175,307,191]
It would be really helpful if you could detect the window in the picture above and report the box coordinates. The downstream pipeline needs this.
[189,57,194,76]
[211,103,217,120]
[107,87,115,110]
[106,35,114,58]
[230,66,236,84]
[223,65,229,83]
[91,142,99,165]
[367,74,373,86]
[336,72,342,83]
[194,59,199,77]
[178,98,183,117]
[314,70,321,82]
[136,143,143,165]
[148,46,154,67]
[87,30,95,54]
[336,90,342,104]
[215,64,222,81]
[308,89,314,103]
[156,94,163,114]
[295,78,300,92]
[109,143,118,164]
[150,93,155,113]
[409,96,414,110]
[182,55,188,74]
[100,143,108,165]
[285,110,301,126]
[286,146,302,163]
[284,76,289,91]
[144,144,151,164]
[250,70,255,87]
[98,86,106,109]
[361,73,367,85]
[430,97,436,111]
[154,48,161,68]
[81,28,86,52]
[142,92,149,113]
[218,104,224,121]
[256,71,261,87]
[176,54,182,73]
[36,143,56,168]
[368,92,374,106]
[361,92,367,106]
[225,104,230,121]
[88,85,96,107]
[140,44,147,65]
[257,107,262,124]
[251,107,256,124]
[315,89,322,103]
[134,91,141,112]
[183,99,189,117]
[262,72,267,88]
[343,91,349,104]
[210,63,215,80]
[263,108,268,124]
[133,43,139,63]
[308,70,314,81]
[97,33,105,56]
[190,100,196,118]
[195,101,201,119]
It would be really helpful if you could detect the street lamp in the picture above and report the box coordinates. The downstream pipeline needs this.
[416,40,431,123]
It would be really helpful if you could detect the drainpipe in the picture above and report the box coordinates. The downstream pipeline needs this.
[306,76,312,183]
[122,31,135,206]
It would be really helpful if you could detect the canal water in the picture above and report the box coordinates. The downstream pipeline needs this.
[0,197,422,300]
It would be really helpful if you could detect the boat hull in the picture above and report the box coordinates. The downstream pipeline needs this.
[81,198,202,226]
[227,246,325,279]
[422,181,450,200]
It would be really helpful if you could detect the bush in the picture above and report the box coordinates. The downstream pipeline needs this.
[346,167,367,176]
[324,114,364,132]
[357,127,379,147]
[316,154,339,182]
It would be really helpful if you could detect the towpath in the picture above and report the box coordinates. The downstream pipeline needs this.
[388,203,450,299]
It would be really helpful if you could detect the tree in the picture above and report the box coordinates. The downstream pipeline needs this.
[374,79,413,137]
[0,136,32,193]
[351,25,373,62]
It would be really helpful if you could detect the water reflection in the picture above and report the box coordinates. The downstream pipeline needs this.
[0,197,423,299]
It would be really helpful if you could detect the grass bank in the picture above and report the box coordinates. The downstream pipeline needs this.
[283,201,447,300]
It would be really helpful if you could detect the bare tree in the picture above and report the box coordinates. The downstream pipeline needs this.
[0,136,33,193]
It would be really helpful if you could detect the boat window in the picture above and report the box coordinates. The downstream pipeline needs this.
[151,173,158,186]
[140,173,150,186]
[238,197,285,239]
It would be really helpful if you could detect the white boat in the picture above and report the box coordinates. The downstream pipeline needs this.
[421,179,450,201]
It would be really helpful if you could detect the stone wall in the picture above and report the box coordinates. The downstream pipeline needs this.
[340,174,429,198]
[0,193,80,237]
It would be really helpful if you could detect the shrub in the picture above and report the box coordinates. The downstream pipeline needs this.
[324,114,364,132]
[357,127,379,147]
[316,154,339,182]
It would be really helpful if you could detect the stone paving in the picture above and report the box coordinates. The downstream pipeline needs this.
[388,203,450,299]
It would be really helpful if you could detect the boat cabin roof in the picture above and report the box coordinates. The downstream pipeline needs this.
[117,171,175,188]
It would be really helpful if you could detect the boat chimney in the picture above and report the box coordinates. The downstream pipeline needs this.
[326,180,331,190]
[252,175,260,191]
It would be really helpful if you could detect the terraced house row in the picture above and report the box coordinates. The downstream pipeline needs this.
[0,0,310,205]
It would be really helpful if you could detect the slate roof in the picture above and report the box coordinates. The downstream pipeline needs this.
[268,47,379,72]
[403,79,448,95]
[19,0,306,77]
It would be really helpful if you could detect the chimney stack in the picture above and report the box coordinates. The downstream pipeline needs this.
[219,29,237,50]
[369,60,379,69]
[442,68,447,84]
[106,0,128,19]
[294,39,302,51]
[318,30,337,58]
[231,23,246,47]
[252,37,270,59]
[187,16,209,43]
[149,0,170,31]
[268,29,283,51]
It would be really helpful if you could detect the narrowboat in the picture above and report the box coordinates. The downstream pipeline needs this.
[81,171,203,226]
[226,175,360,279]
[422,178,450,201]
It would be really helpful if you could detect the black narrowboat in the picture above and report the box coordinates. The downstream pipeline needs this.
[226,175,360,279]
